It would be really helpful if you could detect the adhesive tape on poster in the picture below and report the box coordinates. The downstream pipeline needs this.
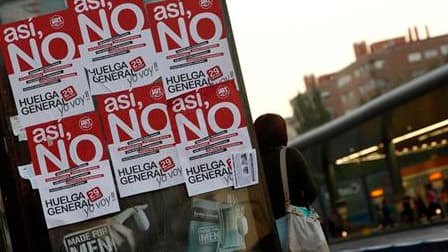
[133,208,150,231]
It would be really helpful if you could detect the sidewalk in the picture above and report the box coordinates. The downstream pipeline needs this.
[330,222,448,251]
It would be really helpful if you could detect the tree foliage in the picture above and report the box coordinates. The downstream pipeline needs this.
[291,87,331,134]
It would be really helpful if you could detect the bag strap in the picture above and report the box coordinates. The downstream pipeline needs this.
[279,147,290,208]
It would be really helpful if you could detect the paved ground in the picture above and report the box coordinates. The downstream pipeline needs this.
[330,223,448,251]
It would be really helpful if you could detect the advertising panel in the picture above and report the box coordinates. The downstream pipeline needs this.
[48,187,261,252]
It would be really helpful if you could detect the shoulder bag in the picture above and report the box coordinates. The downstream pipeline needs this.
[276,147,329,252]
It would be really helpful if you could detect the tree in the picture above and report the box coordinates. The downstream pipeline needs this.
[290,87,331,133]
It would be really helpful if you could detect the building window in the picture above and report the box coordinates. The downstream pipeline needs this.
[373,60,385,69]
[337,74,352,88]
[359,81,372,94]
[408,52,422,62]
[359,80,385,95]
[424,49,438,59]
[367,81,375,91]
[412,70,426,78]
[342,91,356,104]
[321,91,330,99]
[354,65,369,78]
[440,44,448,55]
[359,86,366,94]
[341,94,347,104]
[359,64,369,74]
[375,79,386,88]
[327,107,334,117]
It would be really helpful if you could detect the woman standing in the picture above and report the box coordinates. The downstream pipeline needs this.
[254,113,321,251]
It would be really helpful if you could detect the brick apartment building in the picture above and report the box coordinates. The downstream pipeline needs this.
[301,27,448,119]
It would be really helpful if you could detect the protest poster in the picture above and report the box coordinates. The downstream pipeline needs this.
[146,0,236,99]
[0,9,94,127]
[96,81,183,197]
[26,112,120,228]
[66,0,160,95]
[168,80,252,196]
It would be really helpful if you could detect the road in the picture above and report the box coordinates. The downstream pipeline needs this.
[330,223,448,251]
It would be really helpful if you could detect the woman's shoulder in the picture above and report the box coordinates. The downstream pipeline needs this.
[285,146,303,157]
[285,147,308,166]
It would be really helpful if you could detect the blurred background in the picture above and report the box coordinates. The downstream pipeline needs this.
[227,0,448,251]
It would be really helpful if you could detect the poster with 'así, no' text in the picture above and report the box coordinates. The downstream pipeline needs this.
[146,0,236,100]
[96,82,183,198]
[168,80,252,196]
[26,112,120,228]
[67,0,161,95]
[0,9,94,127]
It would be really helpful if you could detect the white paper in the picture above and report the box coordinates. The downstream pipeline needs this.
[9,115,28,141]
[8,59,95,127]
[35,160,120,229]
[9,115,22,136]
[18,133,27,141]
[108,136,183,198]
[178,128,252,196]
[79,30,160,95]
[18,164,38,189]
[158,39,236,99]
[232,150,259,189]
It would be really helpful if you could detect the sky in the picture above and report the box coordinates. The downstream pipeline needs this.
[226,0,448,119]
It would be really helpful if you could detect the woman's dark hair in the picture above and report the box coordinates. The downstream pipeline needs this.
[254,113,287,149]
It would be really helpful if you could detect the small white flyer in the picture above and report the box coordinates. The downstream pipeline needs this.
[232,149,258,189]
[18,164,38,189]
[9,115,27,141]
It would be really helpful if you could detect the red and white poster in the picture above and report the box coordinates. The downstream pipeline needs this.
[67,0,160,95]
[26,112,120,228]
[146,0,236,99]
[96,82,183,198]
[0,10,94,127]
[168,80,252,196]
